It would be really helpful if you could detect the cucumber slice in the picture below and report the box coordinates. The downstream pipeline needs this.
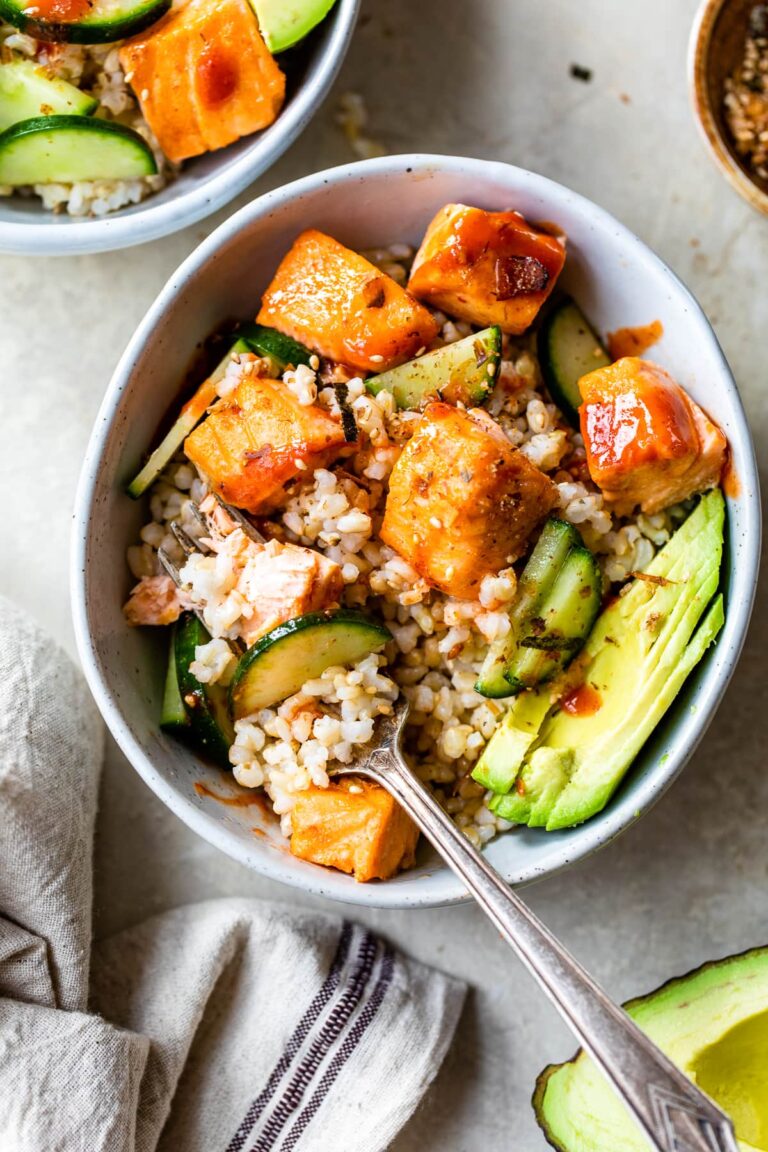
[366,326,501,410]
[0,0,170,43]
[0,60,97,131]
[173,614,234,768]
[160,625,188,731]
[127,338,251,500]
[250,0,337,53]
[229,609,391,719]
[539,298,610,426]
[237,323,313,369]
[475,519,580,697]
[505,546,602,693]
[0,115,157,185]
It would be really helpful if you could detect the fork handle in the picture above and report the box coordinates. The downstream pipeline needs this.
[371,746,736,1152]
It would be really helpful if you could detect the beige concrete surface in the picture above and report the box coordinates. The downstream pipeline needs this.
[1,1,767,1148]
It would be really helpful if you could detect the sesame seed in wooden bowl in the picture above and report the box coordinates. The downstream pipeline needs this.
[689,0,768,214]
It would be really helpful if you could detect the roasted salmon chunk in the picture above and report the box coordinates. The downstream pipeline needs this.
[119,0,285,164]
[290,777,419,882]
[236,539,343,645]
[257,230,439,373]
[579,357,727,515]
[380,402,558,601]
[408,204,566,334]
[124,573,185,626]
[184,372,349,514]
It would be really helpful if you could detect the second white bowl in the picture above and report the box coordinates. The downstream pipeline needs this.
[0,0,359,256]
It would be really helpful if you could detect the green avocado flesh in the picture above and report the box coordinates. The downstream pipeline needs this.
[474,489,725,830]
[250,0,337,53]
[534,946,768,1152]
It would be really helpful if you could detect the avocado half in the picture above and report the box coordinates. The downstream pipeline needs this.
[534,946,768,1152]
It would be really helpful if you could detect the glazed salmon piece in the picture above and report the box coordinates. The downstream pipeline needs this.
[184,372,349,514]
[119,0,285,164]
[579,357,727,515]
[290,777,419,882]
[256,230,440,373]
[380,402,558,601]
[408,204,566,334]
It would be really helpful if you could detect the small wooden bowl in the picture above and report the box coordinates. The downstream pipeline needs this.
[689,0,768,214]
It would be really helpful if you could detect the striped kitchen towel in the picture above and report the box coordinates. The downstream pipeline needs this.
[0,599,465,1152]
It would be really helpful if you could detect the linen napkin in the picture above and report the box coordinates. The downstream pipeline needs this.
[0,596,466,1152]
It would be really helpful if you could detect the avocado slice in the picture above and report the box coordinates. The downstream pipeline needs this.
[475,489,726,830]
[250,0,338,53]
[472,691,551,792]
[534,946,768,1152]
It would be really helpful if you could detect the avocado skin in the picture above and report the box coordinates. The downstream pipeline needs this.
[533,945,768,1152]
[482,489,726,831]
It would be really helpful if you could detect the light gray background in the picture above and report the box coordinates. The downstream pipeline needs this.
[1,1,767,1148]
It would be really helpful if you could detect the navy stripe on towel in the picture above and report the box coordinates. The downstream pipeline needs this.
[247,929,380,1152]
[225,921,354,1152]
[279,945,396,1152]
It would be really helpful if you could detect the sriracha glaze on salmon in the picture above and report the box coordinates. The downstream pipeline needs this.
[119,0,286,164]
[408,204,566,334]
[380,401,558,601]
[184,371,350,514]
[579,357,727,515]
[257,230,440,373]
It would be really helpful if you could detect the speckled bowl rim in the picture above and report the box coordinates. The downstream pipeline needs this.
[688,0,768,215]
[72,154,762,908]
[0,0,360,256]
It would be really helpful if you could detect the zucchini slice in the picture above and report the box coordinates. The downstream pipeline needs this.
[475,518,580,697]
[170,614,234,768]
[504,546,602,692]
[0,115,157,185]
[160,624,188,732]
[229,609,391,719]
[0,0,170,44]
[127,338,252,500]
[538,298,610,426]
[237,322,313,370]
[0,60,97,131]
[366,326,501,410]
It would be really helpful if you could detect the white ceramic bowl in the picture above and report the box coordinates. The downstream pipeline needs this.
[0,0,359,256]
[72,154,761,908]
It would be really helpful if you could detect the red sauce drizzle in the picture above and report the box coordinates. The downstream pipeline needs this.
[34,0,92,22]
[723,453,740,498]
[197,44,239,107]
[194,781,271,814]
[561,683,602,717]
[606,320,664,360]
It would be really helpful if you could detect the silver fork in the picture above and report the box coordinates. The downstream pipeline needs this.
[339,697,738,1152]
